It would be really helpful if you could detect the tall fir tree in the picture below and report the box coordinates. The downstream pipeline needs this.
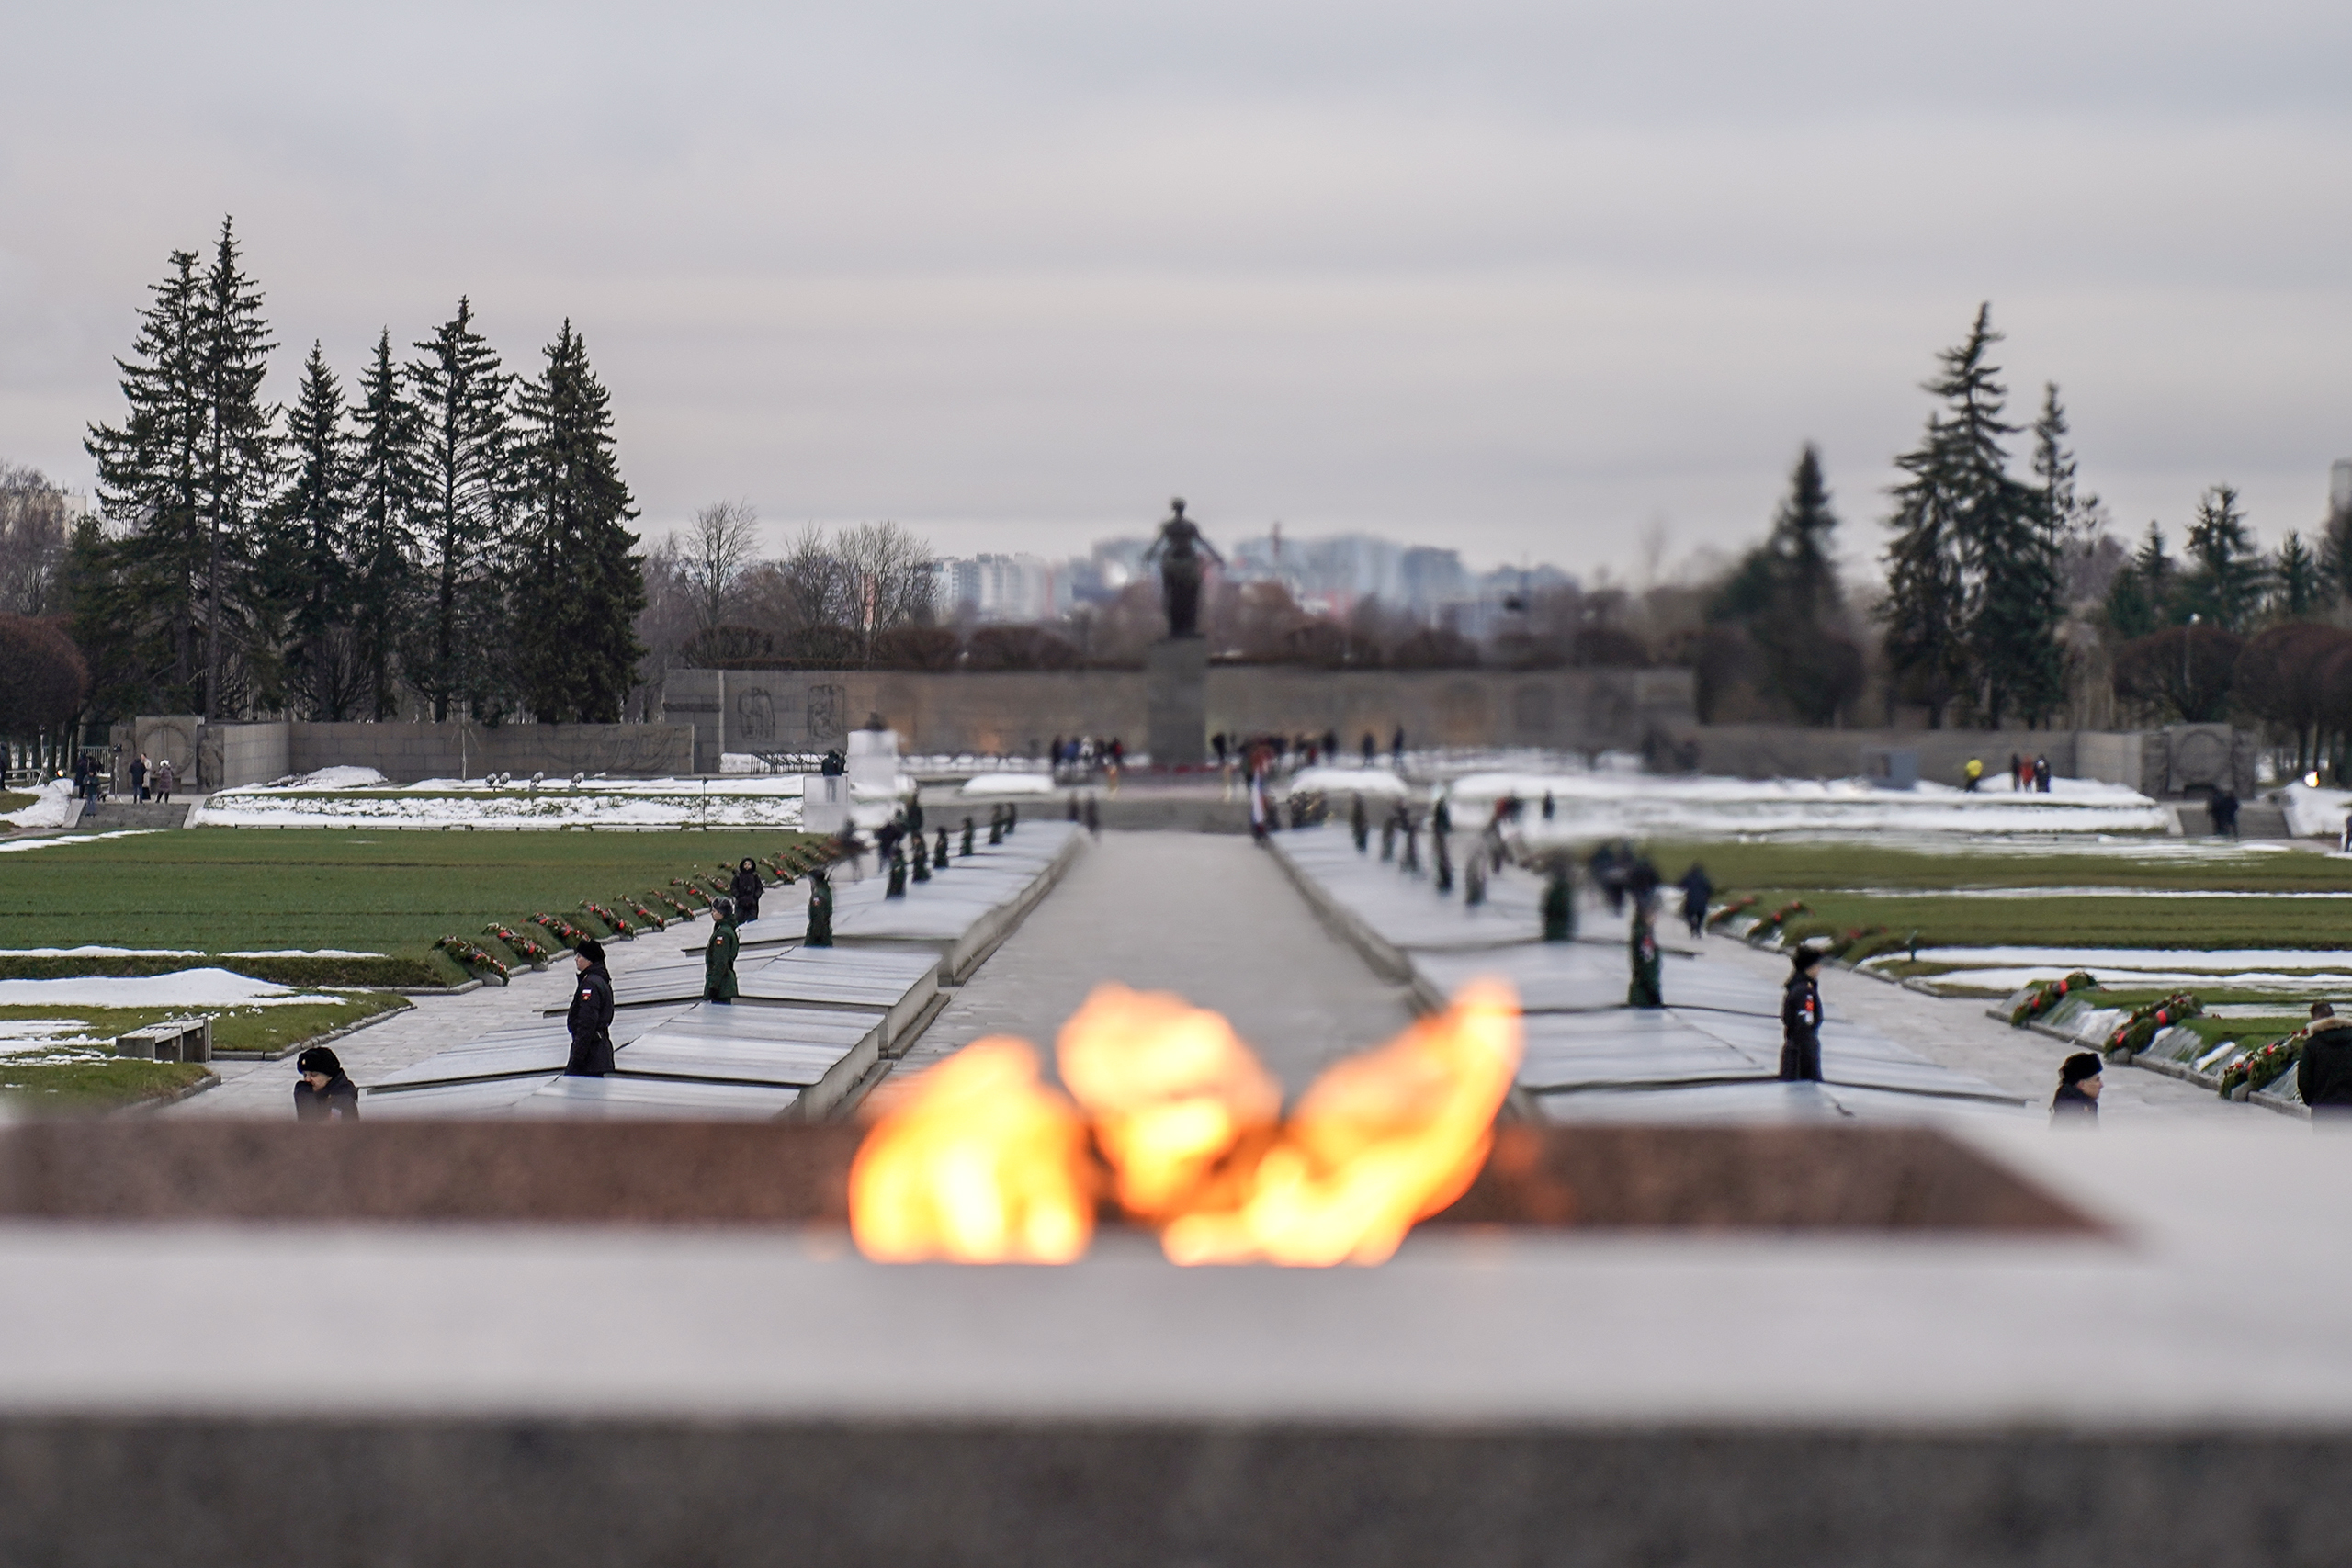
[351,328,422,719]
[1750,446,1862,725]
[2322,502,2352,611]
[85,248,208,711]
[405,299,514,721]
[1997,383,2082,726]
[2181,484,2266,632]
[192,217,278,720]
[1880,305,2021,728]
[266,343,361,718]
[510,321,646,721]
[2272,530,2321,620]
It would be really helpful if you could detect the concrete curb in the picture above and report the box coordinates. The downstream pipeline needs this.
[210,998,419,1063]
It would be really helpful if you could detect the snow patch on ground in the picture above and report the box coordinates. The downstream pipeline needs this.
[2283,783,2352,840]
[0,829,161,854]
[191,777,806,830]
[1917,967,2352,998]
[0,969,347,1009]
[0,946,387,959]
[0,781,78,829]
[285,766,389,790]
[1433,769,2172,838]
[961,773,1057,796]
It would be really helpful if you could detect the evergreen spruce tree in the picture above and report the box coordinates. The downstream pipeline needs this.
[266,343,360,718]
[1749,446,1861,724]
[85,248,208,711]
[2181,484,2266,631]
[191,217,279,720]
[1998,383,2082,726]
[2134,522,2175,614]
[2272,531,2321,620]
[351,329,422,719]
[405,299,514,721]
[511,321,646,721]
[1881,305,2020,728]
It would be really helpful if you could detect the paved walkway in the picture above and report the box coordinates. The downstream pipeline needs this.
[1698,931,2258,1122]
[895,831,1417,1093]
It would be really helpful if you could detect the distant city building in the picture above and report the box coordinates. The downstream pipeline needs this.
[931,552,1070,623]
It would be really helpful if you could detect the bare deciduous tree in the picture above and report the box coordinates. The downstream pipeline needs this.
[681,499,760,630]
[0,465,74,618]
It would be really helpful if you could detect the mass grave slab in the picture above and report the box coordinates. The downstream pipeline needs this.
[558,946,938,1054]
[1672,1010,2018,1105]
[1413,944,1798,1020]
[510,1074,800,1120]
[372,1009,695,1089]
[1515,1010,1767,1093]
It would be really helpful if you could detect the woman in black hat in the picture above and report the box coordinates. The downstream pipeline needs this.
[2052,1052,2102,1122]
[1779,945,1826,1082]
[293,1046,360,1121]
[566,938,616,1077]
[729,857,763,924]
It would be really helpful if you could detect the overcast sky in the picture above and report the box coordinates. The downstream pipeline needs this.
[5,0,2349,582]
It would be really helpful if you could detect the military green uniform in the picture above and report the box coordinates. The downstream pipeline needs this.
[807,876,835,947]
[1628,907,1664,1009]
[1542,865,1574,942]
[704,918,740,1002]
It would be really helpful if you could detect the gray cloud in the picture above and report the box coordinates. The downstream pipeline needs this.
[3,0,2348,578]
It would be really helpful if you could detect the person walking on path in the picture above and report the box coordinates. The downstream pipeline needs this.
[2297,1002,2352,1117]
[2050,1052,2102,1123]
[1963,757,1984,793]
[806,870,836,947]
[1628,894,1664,1008]
[1351,793,1368,853]
[1678,863,1713,938]
[729,858,763,924]
[292,1046,360,1121]
[564,939,616,1077]
[1542,859,1575,942]
[704,897,741,1004]
[154,757,175,803]
[2034,754,2052,793]
[130,752,149,802]
[1779,946,1826,1082]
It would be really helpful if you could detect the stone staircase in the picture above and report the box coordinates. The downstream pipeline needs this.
[74,796,198,831]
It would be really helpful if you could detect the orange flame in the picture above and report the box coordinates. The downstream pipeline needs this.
[847,1037,1095,1263]
[1159,979,1522,1266]
[844,979,1521,1267]
[1056,983,1283,1219]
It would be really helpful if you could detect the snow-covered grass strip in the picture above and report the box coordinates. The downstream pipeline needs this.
[0,969,349,1009]
[0,830,163,853]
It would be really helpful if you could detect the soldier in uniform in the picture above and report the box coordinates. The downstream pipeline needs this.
[1780,945,1827,1081]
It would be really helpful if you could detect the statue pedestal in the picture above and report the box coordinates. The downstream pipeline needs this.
[1145,638,1209,767]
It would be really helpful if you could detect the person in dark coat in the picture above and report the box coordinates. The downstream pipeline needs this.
[705,897,741,1004]
[729,858,763,923]
[1779,946,1826,1082]
[1678,863,1713,938]
[293,1046,360,1121]
[2297,1002,2352,1116]
[1351,793,1369,853]
[806,869,835,947]
[565,939,616,1077]
[2051,1052,2102,1122]
[130,752,149,802]
[1628,894,1664,1008]
[1542,860,1575,942]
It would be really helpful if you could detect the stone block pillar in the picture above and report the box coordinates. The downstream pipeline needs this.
[1146,639,1208,766]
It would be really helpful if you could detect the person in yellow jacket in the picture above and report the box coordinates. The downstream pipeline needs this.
[1963,757,1984,793]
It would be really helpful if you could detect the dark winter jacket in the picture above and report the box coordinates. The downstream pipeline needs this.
[293,1073,360,1122]
[1779,971,1824,1082]
[2299,1018,2352,1109]
[704,919,741,1001]
[729,864,763,918]
[2049,1081,2099,1122]
[565,963,616,1076]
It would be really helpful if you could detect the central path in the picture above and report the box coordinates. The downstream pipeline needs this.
[896,829,1417,1093]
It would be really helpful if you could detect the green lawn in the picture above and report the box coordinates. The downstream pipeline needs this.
[0,791,37,816]
[0,829,814,984]
[1648,838,2352,956]
[0,994,409,1055]
[0,1057,213,1111]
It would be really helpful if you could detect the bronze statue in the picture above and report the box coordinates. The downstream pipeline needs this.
[1143,497,1223,638]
